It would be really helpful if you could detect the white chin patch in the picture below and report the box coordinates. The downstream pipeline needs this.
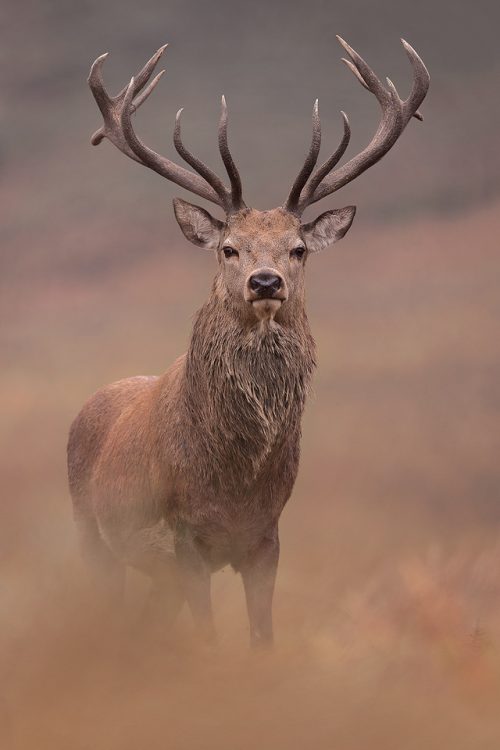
[251,299,282,321]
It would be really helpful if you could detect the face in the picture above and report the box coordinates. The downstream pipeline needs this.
[173,199,356,326]
[217,208,307,323]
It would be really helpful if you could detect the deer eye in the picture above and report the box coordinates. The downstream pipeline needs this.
[290,246,306,260]
[223,246,239,259]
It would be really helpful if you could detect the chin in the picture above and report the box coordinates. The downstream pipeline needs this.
[251,299,283,322]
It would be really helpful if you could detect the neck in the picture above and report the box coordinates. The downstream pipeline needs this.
[179,290,316,491]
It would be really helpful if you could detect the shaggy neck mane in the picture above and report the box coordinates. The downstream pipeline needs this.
[179,292,316,493]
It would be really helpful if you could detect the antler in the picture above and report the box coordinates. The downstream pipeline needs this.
[88,46,245,212]
[285,37,430,215]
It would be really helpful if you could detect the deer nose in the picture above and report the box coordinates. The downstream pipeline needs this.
[248,270,283,298]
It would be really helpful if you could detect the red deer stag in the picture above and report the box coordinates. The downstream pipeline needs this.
[68,37,429,647]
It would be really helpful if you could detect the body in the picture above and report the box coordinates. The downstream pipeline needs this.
[68,209,316,645]
[70,39,428,646]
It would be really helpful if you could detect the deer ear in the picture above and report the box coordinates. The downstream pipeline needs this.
[302,206,356,253]
[173,198,224,250]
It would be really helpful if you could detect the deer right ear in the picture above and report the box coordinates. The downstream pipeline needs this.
[173,198,224,250]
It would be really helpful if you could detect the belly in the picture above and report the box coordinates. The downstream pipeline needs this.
[175,493,281,571]
[98,515,177,575]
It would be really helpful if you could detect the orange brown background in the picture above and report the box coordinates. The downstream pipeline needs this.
[2,1,500,747]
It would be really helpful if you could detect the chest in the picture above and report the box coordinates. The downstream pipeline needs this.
[170,432,300,543]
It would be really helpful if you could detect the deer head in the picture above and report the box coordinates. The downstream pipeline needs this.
[88,37,429,325]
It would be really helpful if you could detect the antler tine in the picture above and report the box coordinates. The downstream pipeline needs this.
[341,57,369,90]
[294,37,429,212]
[131,70,165,112]
[88,47,226,207]
[401,39,429,121]
[173,109,231,211]
[284,100,322,213]
[336,36,388,107]
[116,44,168,99]
[88,53,111,119]
[298,111,351,209]
[219,96,246,211]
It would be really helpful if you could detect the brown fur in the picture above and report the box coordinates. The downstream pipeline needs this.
[67,205,350,646]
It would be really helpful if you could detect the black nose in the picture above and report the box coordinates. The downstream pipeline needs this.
[249,271,283,298]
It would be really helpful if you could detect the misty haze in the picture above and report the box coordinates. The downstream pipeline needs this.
[1,1,500,748]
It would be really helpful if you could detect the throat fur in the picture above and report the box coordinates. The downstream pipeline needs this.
[183,298,316,491]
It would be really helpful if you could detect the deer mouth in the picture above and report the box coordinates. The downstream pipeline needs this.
[250,298,283,321]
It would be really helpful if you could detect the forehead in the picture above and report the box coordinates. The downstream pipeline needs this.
[225,208,301,243]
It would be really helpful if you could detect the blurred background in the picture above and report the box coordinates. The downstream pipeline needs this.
[1,0,500,748]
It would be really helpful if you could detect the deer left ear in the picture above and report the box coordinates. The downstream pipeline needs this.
[302,206,356,253]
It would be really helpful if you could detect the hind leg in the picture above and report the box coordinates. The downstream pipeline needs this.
[140,567,185,633]
[125,523,185,632]
[74,507,125,606]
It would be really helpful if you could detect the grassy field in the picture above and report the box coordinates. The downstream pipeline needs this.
[2,196,499,749]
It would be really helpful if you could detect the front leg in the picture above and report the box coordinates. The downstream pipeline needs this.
[174,522,215,642]
[240,528,280,648]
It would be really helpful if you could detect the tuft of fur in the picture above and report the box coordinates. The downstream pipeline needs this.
[172,290,316,496]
